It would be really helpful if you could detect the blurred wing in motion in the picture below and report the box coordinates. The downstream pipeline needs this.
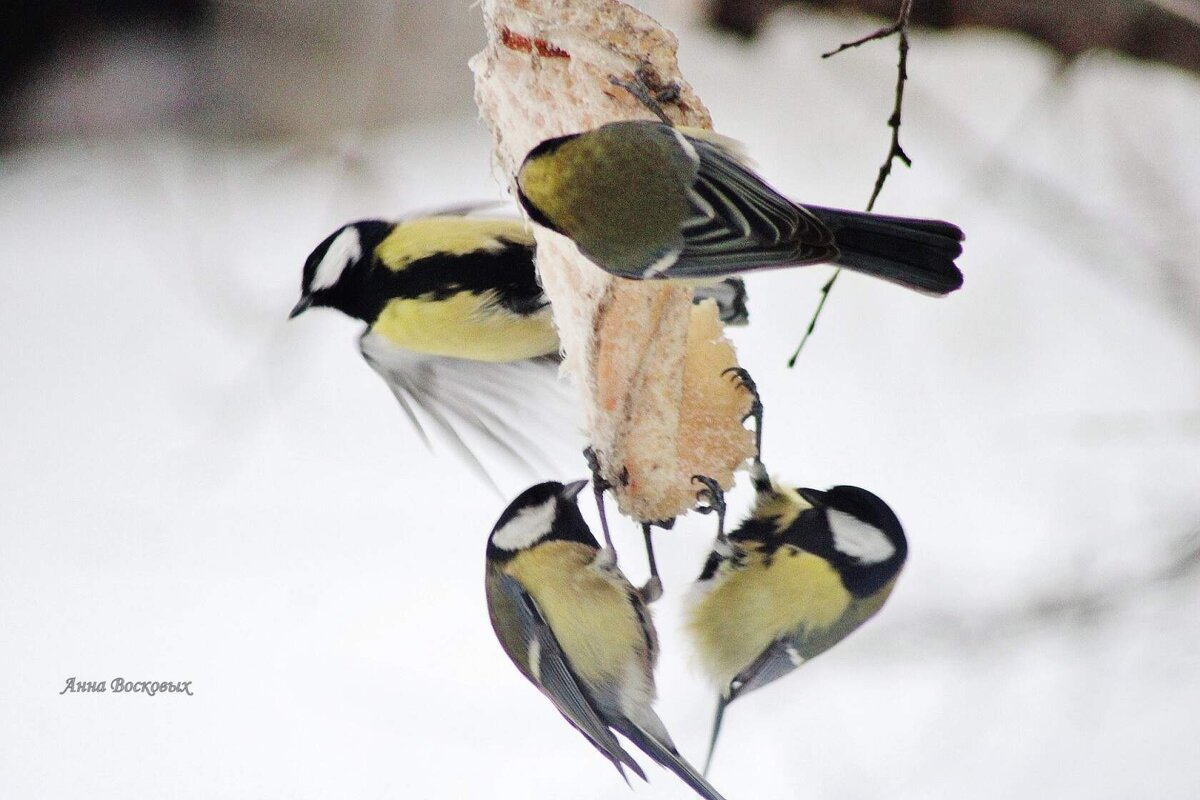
[403,199,514,219]
[359,332,578,492]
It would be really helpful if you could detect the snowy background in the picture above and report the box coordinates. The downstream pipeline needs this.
[2,2,1199,798]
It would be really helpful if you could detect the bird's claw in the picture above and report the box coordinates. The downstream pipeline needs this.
[722,367,763,422]
[583,446,611,493]
[692,475,726,518]
[584,446,618,552]
[723,367,764,465]
[693,475,728,543]
[608,63,679,125]
[638,64,681,104]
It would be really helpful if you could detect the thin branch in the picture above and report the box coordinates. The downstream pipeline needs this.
[786,270,839,367]
[861,7,914,212]
[787,0,914,367]
[820,0,911,59]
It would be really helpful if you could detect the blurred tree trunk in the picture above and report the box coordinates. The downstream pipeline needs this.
[708,0,1200,73]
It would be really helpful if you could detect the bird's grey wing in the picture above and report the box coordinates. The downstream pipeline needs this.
[725,637,805,703]
[659,136,839,277]
[586,586,726,799]
[359,332,578,494]
[728,591,893,702]
[490,572,646,782]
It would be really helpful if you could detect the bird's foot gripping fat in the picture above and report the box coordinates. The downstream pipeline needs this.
[691,475,728,542]
[608,63,680,124]
[723,367,764,465]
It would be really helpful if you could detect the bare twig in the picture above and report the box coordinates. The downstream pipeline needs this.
[787,0,914,367]
[856,5,915,212]
[785,270,838,368]
[820,0,911,60]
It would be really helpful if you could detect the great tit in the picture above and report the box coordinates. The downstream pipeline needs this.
[290,213,749,487]
[686,457,908,775]
[515,120,964,293]
[485,480,728,800]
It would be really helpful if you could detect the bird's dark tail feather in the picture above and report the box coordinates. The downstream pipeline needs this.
[614,719,729,800]
[807,205,965,295]
[702,695,729,778]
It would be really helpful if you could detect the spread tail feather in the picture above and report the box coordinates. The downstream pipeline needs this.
[614,718,729,800]
[807,205,965,295]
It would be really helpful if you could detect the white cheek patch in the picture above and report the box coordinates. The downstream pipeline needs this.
[311,226,362,291]
[828,509,896,565]
[491,499,557,552]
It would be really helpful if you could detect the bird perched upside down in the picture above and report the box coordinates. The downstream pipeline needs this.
[685,373,909,775]
[485,480,729,800]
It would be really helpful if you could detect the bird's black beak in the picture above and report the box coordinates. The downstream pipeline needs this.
[288,295,312,319]
[560,479,589,501]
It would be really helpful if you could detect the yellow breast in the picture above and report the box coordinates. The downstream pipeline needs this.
[371,291,559,362]
[687,547,850,689]
[505,542,644,686]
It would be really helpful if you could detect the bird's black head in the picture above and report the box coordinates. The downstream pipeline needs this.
[486,479,598,563]
[290,220,393,321]
[797,485,908,597]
